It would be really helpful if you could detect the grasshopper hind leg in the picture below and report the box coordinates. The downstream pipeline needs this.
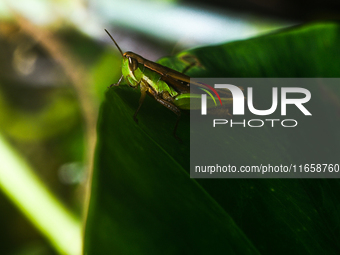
[157,98,182,142]
[180,54,203,74]
[134,85,183,142]
[148,89,182,142]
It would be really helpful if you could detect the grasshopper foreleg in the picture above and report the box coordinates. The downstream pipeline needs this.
[109,75,123,88]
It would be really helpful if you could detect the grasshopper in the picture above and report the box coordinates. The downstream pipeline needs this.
[105,29,233,140]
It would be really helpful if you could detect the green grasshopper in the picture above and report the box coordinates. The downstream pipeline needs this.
[105,29,233,140]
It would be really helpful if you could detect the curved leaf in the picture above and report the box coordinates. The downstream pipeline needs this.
[85,22,340,255]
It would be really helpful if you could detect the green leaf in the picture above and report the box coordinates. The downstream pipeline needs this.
[85,22,340,254]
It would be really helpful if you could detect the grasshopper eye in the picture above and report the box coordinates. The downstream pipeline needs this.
[128,57,139,71]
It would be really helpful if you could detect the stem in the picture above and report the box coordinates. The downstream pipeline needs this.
[0,133,82,255]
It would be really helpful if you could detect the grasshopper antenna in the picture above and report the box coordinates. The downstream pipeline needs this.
[104,29,123,56]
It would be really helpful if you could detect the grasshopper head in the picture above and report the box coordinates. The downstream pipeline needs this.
[121,54,143,88]
[123,52,139,72]
[105,29,142,87]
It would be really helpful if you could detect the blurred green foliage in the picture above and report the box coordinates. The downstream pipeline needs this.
[1,2,340,253]
[0,23,113,254]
